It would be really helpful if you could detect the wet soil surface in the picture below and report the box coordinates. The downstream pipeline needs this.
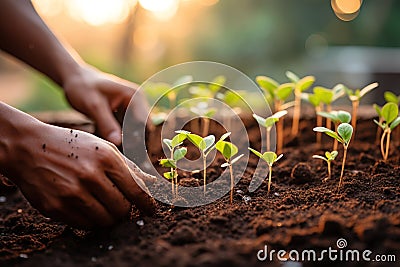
[1,118,399,267]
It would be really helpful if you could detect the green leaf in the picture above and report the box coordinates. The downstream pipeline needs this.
[163,139,172,149]
[384,91,399,104]
[314,86,334,104]
[171,133,187,147]
[173,147,187,161]
[297,76,315,92]
[382,102,399,124]
[313,127,342,142]
[312,155,327,161]
[163,171,174,180]
[359,82,378,98]
[262,151,277,166]
[317,111,338,122]
[253,113,267,127]
[219,132,231,141]
[373,104,382,118]
[204,108,217,118]
[330,151,338,159]
[256,76,279,97]
[230,154,244,165]
[265,117,279,128]
[203,135,216,151]
[271,110,288,119]
[159,159,176,168]
[336,111,351,123]
[248,147,263,158]
[373,119,385,129]
[216,140,238,159]
[308,94,321,107]
[337,123,353,145]
[285,71,299,83]
[276,83,294,100]
[332,84,345,101]
[187,133,204,150]
[325,151,331,159]
[390,117,400,130]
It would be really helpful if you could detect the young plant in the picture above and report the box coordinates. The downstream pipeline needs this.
[286,71,315,136]
[160,132,188,197]
[313,123,353,190]
[313,84,345,129]
[317,110,351,151]
[216,138,244,204]
[256,76,294,154]
[374,103,400,161]
[312,151,338,181]
[177,131,230,195]
[248,148,283,194]
[384,91,400,104]
[253,110,288,151]
[344,82,379,134]
[190,101,217,136]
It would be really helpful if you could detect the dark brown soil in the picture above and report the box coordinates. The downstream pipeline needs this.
[1,117,400,267]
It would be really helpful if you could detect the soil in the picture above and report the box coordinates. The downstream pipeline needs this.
[1,116,400,267]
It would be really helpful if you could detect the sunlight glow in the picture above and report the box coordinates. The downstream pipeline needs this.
[139,0,179,20]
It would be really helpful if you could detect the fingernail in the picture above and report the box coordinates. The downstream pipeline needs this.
[108,131,122,145]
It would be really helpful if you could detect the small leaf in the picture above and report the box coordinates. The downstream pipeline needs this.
[337,123,353,145]
[382,102,399,124]
[203,135,216,151]
[163,139,172,149]
[330,151,338,159]
[163,171,174,180]
[373,119,385,129]
[297,76,315,92]
[262,152,277,166]
[248,147,263,159]
[313,127,342,142]
[204,108,217,118]
[336,111,351,123]
[313,155,327,161]
[216,141,238,159]
[175,130,191,135]
[373,104,382,118]
[173,147,187,161]
[230,154,244,165]
[221,162,230,168]
[285,71,299,83]
[384,91,399,104]
[359,82,378,98]
[159,159,176,168]
[271,110,288,119]
[325,151,331,159]
[187,133,204,149]
[276,83,294,100]
[308,94,321,107]
[253,113,267,127]
[317,111,338,122]
[390,117,400,130]
[256,76,279,97]
[219,132,231,141]
[314,86,334,104]
[171,133,187,147]
[265,117,279,128]
[332,84,345,101]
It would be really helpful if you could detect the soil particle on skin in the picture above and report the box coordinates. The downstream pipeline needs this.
[41,144,46,151]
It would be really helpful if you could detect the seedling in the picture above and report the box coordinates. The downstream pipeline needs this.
[216,139,244,204]
[286,71,315,136]
[302,91,323,144]
[190,101,216,136]
[384,91,400,104]
[317,110,351,151]
[312,151,338,181]
[374,103,400,161]
[248,148,283,194]
[313,123,353,190]
[373,104,384,145]
[313,84,345,129]
[178,131,230,195]
[160,132,188,197]
[256,76,294,153]
[253,110,288,151]
[344,82,379,134]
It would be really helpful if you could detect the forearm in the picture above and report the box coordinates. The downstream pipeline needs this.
[0,0,83,86]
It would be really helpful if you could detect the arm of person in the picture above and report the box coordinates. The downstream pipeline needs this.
[0,0,148,145]
[0,101,155,228]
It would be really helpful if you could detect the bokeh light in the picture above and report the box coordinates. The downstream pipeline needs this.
[331,0,362,21]
[139,0,179,21]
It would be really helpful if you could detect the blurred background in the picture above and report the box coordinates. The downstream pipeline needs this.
[1,0,400,112]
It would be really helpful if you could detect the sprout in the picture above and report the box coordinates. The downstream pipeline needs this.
[374,103,400,161]
[344,82,379,134]
[312,151,338,181]
[248,148,283,194]
[384,91,400,104]
[313,84,345,129]
[256,76,294,154]
[160,131,188,197]
[286,71,315,137]
[216,139,244,204]
[178,131,230,195]
[313,123,353,190]
[190,101,217,136]
[253,110,288,151]
[317,110,351,151]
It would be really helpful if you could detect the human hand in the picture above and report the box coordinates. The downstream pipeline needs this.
[2,118,156,228]
[62,65,149,146]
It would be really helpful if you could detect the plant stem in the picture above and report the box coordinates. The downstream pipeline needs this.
[384,129,391,162]
[326,104,332,129]
[338,145,348,190]
[333,123,339,151]
[229,162,234,204]
[266,128,271,151]
[380,130,387,160]
[268,165,272,195]
[275,100,284,154]
[327,161,331,180]
[351,100,359,135]
[170,149,175,198]
[202,117,210,137]
[316,105,322,145]
[203,154,207,196]
[375,117,383,145]
[292,89,301,136]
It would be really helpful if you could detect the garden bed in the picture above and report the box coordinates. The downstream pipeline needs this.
[1,111,399,267]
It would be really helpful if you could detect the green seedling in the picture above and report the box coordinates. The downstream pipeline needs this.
[374,103,400,161]
[160,132,188,197]
[313,84,345,129]
[216,139,244,204]
[253,110,288,151]
[313,123,353,190]
[317,110,351,151]
[312,151,338,181]
[344,82,379,134]
[384,91,400,104]
[256,76,294,154]
[248,148,283,194]
[178,131,230,195]
[373,104,384,145]
[286,71,315,136]
[190,101,217,136]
